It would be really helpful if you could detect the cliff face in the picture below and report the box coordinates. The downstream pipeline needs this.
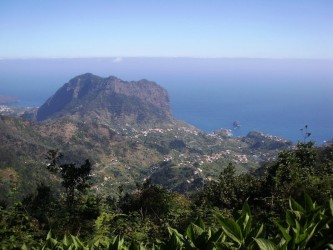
[36,73,173,128]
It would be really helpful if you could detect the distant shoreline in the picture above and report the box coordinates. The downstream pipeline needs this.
[0,95,18,105]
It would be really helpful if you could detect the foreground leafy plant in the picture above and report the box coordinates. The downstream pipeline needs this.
[215,201,265,249]
[272,194,333,250]
[17,195,333,250]
[40,231,147,250]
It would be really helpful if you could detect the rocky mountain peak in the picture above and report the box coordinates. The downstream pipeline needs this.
[36,73,173,128]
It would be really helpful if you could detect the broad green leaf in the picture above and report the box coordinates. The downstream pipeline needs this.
[21,243,28,250]
[294,221,306,245]
[303,193,314,212]
[186,224,211,249]
[43,231,58,249]
[243,213,251,237]
[295,233,307,245]
[254,238,278,250]
[169,232,184,249]
[110,235,125,250]
[186,223,204,242]
[185,225,194,243]
[63,234,71,246]
[274,221,292,242]
[90,236,111,248]
[168,227,184,241]
[210,228,224,243]
[195,217,206,230]
[305,223,319,245]
[241,201,251,217]
[46,231,53,240]
[286,211,295,227]
[71,235,85,249]
[129,241,146,250]
[255,224,264,238]
[293,211,302,221]
[165,227,185,250]
[237,201,252,237]
[218,217,243,245]
[290,199,305,214]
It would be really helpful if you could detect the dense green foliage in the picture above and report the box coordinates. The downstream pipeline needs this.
[1,142,333,249]
[0,112,293,204]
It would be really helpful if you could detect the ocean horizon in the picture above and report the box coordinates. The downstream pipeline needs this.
[1,58,332,144]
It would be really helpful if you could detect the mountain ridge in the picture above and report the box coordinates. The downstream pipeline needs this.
[36,73,173,129]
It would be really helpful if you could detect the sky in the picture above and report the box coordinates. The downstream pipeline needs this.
[0,0,332,59]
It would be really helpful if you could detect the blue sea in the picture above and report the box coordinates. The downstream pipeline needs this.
[0,58,332,144]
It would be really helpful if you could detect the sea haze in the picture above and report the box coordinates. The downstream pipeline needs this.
[0,58,332,144]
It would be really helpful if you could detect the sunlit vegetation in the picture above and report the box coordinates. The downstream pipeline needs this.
[1,142,333,249]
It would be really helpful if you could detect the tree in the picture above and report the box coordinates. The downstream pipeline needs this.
[45,150,92,208]
[197,163,261,211]
[263,141,333,210]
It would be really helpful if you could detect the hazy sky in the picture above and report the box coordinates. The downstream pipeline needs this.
[1,0,332,59]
